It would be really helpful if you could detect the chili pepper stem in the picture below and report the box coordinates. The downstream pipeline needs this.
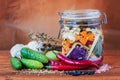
[45,66,51,70]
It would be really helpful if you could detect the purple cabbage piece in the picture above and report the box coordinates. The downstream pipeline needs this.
[67,45,86,60]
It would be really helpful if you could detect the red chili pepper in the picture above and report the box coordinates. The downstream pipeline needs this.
[56,53,99,69]
[45,65,89,71]
[49,60,96,67]
[48,60,63,66]
[49,60,76,66]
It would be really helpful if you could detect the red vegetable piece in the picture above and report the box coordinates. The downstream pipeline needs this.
[86,40,93,46]
[45,65,89,71]
[48,60,63,66]
[56,53,99,69]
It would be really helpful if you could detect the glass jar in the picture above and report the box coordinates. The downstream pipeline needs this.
[58,9,107,61]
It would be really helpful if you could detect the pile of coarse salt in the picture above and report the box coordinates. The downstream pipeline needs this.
[95,64,112,74]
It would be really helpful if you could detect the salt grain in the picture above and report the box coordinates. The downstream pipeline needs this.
[95,64,112,74]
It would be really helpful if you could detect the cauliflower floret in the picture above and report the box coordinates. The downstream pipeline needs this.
[70,27,80,35]
[26,41,44,52]
[62,32,76,42]
[86,28,98,35]
[10,44,25,59]
[10,41,44,58]
[61,26,70,33]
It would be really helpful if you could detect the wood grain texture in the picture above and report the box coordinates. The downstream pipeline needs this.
[0,0,120,50]
[0,50,120,80]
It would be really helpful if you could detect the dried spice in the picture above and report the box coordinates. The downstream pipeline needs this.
[29,32,62,52]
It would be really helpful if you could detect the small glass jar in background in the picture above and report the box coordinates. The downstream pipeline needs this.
[58,9,107,62]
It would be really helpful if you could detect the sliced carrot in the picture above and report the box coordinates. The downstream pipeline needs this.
[75,35,81,41]
[62,40,70,47]
[63,47,70,54]
[79,37,87,45]
[62,40,71,54]
[62,46,70,54]
[87,33,94,41]
[80,31,87,37]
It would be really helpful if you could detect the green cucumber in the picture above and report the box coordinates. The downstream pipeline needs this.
[21,58,43,69]
[10,57,22,70]
[20,48,48,63]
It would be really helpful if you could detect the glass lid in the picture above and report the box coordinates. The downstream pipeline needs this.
[59,9,101,19]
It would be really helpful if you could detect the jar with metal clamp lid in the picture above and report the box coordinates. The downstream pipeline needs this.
[58,9,107,62]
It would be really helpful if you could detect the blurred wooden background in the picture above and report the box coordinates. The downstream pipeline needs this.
[0,0,120,50]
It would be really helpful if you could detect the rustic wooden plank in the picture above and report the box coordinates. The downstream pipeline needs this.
[0,50,120,80]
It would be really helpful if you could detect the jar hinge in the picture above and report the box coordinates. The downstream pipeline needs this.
[101,12,107,24]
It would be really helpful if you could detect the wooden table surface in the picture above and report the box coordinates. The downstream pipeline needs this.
[0,50,120,80]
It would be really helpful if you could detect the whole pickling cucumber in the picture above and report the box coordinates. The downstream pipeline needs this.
[20,47,48,63]
[21,58,43,69]
[10,57,22,70]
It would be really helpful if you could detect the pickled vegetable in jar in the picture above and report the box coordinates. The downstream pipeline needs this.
[58,9,107,61]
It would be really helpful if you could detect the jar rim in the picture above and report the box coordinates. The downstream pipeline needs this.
[59,9,101,19]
